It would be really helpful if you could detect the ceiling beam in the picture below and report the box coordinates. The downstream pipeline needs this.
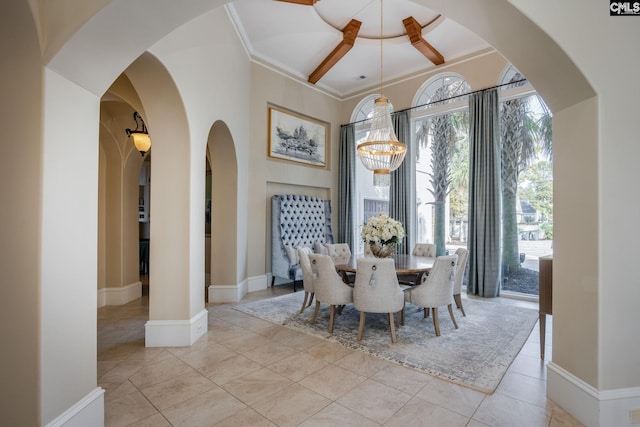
[274,0,319,5]
[402,16,444,66]
[308,19,361,84]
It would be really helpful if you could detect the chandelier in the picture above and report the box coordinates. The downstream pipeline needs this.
[356,0,406,187]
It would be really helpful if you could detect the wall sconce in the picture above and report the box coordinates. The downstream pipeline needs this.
[125,112,151,156]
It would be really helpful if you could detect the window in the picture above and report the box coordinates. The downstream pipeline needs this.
[351,95,391,253]
[412,74,471,253]
[499,65,553,296]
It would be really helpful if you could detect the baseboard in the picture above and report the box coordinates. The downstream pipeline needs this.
[547,362,640,426]
[208,279,248,303]
[248,274,268,293]
[144,309,208,347]
[45,387,104,427]
[97,281,142,307]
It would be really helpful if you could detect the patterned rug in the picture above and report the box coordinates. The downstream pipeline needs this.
[233,292,537,394]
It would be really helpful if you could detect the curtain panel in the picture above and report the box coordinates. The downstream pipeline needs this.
[467,89,502,298]
[389,110,412,254]
[338,124,356,250]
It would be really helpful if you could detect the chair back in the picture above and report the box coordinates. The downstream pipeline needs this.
[453,247,468,295]
[325,243,352,265]
[408,255,458,307]
[297,246,314,293]
[353,258,404,313]
[412,243,436,257]
[308,253,353,305]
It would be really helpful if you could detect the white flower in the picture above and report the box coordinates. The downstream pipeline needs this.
[361,212,405,247]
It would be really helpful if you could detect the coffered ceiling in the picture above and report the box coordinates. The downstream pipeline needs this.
[227,0,490,98]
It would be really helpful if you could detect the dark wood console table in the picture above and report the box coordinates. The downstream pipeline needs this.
[538,255,553,359]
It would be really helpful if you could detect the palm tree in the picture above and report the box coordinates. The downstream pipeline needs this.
[501,74,552,272]
[417,82,470,256]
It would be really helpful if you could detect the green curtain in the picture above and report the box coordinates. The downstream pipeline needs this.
[338,124,356,250]
[390,110,412,254]
[467,89,502,297]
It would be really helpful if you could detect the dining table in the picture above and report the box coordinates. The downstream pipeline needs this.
[333,253,435,285]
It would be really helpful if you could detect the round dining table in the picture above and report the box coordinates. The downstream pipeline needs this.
[333,253,435,285]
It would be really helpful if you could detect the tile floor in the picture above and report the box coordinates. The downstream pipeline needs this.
[98,285,584,426]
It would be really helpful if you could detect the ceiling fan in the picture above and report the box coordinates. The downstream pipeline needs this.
[275,0,445,84]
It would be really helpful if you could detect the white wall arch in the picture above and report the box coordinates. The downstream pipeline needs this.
[206,120,241,302]
[123,52,208,346]
[10,0,640,425]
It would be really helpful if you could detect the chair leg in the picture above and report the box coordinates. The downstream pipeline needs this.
[328,305,336,333]
[308,293,314,307]
[300,292,309,313]
[454,293,466,316]
[271,276,275,287]
[448,304,458,329]
[423,308,429,318]
[311,300,320,324]
[388,313,398,343]
[400,304,405,326]
[432,307,441,336]
[357,311,366,341]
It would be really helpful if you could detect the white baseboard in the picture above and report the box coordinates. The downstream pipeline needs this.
[208,279,248,303]
[547,362,640,426]
[248,274,268,293]
[144,309,208,347]
[97,281,142,307]
[45,387,104,427]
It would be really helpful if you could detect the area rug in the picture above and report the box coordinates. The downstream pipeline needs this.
[233,292,537,394]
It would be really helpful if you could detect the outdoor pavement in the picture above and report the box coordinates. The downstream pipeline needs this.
[447,240,553,272]
[519,240,553,272]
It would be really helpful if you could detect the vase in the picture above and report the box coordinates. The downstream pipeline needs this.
[369,243,395,258]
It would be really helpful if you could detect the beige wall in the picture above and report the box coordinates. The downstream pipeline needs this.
[0,1,42,424]
[2,0,639,425]
[248,64,342,280]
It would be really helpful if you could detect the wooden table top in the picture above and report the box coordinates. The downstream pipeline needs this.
[333,253,435,275]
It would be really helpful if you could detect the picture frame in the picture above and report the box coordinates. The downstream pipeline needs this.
[268,104,328,168]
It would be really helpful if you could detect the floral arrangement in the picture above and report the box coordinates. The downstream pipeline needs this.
[361,212,405,247]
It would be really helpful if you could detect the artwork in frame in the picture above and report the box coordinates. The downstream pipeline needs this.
[268,105,328,167]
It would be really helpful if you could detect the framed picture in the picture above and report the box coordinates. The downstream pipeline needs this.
[268,105,328,167]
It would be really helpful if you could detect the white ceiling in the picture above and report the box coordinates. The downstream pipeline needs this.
[227,0,490,98]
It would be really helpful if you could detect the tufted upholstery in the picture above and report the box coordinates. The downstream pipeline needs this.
[271,195,334,286]
[326,243,351,259]
[403,255,459,336]
[412,243,436,257]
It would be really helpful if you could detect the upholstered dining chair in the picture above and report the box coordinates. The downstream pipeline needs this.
[308,253,354,333]
[353,258,405,343]
[412,243,436,257]
[453,247,469,316]
[397,242,437,286]
[297,246,314,313]
[327,243,355,283]
[402,254,458,336]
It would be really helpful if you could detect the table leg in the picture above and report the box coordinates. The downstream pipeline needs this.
[539,312,546,360]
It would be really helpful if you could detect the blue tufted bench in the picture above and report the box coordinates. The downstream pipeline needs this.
[271,194,334,291]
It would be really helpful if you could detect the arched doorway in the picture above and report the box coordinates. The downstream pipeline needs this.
[206,120,239,302]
